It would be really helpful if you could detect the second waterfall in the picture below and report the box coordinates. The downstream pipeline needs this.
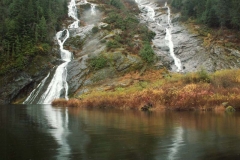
[24,0,79,104]
[164,2,182,72]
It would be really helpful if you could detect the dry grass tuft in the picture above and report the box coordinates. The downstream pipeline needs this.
[52,98,81,107]
[52,99,68,106]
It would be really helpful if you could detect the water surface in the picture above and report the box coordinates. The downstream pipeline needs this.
[1,105,240,159]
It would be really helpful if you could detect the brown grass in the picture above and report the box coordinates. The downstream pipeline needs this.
[52,69,240,111]
[52,98,81,107]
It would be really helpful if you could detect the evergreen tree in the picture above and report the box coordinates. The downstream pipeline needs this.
[171,0,240,29]
[230,0,240,29]
[38,16,47,42]
[216,0,230,27]
[204,0,219,27]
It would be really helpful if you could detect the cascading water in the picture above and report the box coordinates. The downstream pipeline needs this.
[68,0,80,28]
[80,0,97,15]
[24,0,80,104]
[134,0,182,72]
[91,4,96,15]
[164,2,182,72]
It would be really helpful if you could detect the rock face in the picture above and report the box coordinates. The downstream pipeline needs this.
[0,55,55,104]
[66,30,144,96]
[67,55,89,95]
[136,1,240,72]
[0,72,32,104]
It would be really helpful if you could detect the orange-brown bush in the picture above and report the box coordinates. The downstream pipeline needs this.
[52,98,81,107]
[52,69,240,111]
[52,99,68,106]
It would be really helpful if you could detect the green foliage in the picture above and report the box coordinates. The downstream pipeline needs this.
[140,26,156,41]
[109,0,123,9]
[107,40,120,49]
[197,68,211,83]
[89,55,107,70]
[226,106,236,112]
[183,68,211,83]
[171,0,182,9]
[139,43,155,63]
[103,9,155,54]
[92,26,99,34]
[65,36,84,49]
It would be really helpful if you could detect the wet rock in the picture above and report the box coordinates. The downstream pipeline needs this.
[222,102,229,107]
[225,106,236,112]
[0,72,32,104]
[71,24,94,39]
[141,103,153,111]
[91,67,116,82]
[52,59,65,66]
[67,55,89,95]
[111,52,143,72]
[98,22,108,29]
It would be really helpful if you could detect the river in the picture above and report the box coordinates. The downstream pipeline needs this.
[1,105,240,159]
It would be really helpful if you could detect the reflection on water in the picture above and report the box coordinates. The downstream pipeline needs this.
[1,105,240,159]
[168,127,184,160]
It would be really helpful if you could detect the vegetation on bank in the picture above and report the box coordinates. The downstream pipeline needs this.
[0,0,68,75]
[52,69,240,111]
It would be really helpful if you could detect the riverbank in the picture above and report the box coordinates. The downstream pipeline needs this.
[52,69,240,111]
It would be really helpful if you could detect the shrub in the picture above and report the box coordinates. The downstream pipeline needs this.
[139,42,155,63]
[92,26,99,34]
[183,68,211,83]
[52,99,68,106]
[139,26,156,41]
[105,12,119,24]
[109,0,123,9]
[210,69,240,88]
[197,68,211,83]
[107,40,120,49]
[89,54,107,70]
[226,106,236,112]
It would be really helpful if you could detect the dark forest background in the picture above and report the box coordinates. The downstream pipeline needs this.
[0,0,68,75]
[171,0,240,29]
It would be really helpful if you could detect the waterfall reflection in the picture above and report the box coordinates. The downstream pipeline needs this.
[168,127,184,160]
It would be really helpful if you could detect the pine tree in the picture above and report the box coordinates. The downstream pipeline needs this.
[216,0,230,27]
[230,0,240,29]
[38,16,47,42]
[203,0,219,27]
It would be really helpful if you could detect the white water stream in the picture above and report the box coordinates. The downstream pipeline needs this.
[135,0,182,72]
[91,4,96,15]
[79,0,97,15]
[165,2,182,72]
[24,0,80,104]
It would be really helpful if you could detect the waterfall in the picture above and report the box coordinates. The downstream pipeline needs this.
[24,0,79,104]
[91,4,96,15]
[165,2,182,72]
[134,0,182,72]
[146,6,155,21]
[68,0,80,28]
[81,0,97,16]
